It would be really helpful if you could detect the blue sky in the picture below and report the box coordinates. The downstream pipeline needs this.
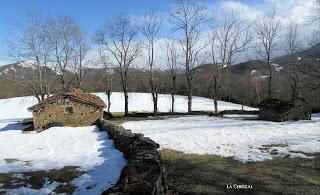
[0,0,314,65]
[0,0,174,63]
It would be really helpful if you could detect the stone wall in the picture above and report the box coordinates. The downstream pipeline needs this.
[259,107,311,122]
[95,119,168,195]
[33,98,103,129]
[259,109,284,122]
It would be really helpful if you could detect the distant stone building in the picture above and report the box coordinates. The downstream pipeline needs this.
[258,98,311,122]
[28,89,106,130]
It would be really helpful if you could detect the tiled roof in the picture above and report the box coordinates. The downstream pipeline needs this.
[28,89,106,111]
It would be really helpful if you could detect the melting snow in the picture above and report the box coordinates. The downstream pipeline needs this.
[122,114,320,163]
[250,70,258,75]
[272,63,283,72]
[0,124,126,194]
[0,92,256,121]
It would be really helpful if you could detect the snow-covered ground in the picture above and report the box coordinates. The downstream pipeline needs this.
[0,124,126,194]
[0,92,255,120]
[0,92,251,193]
[123,114,320,163]
[1,91,318,192]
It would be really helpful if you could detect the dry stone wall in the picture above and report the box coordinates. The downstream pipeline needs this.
[95,119,168,195]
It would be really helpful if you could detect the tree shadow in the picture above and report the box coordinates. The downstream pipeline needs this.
[72,126,126,195]
[0,123,27,132]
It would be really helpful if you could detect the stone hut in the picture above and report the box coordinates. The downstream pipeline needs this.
[258,98,311,122]
[28,89,106,130]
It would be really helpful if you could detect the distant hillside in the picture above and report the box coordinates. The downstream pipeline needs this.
[197,44,320,77]
[0,44,320,109]
[0,61,58,80]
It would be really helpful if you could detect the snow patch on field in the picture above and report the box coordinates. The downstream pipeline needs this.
[0,124,126,194]
[0,92,255,120]
[122,114,320,162]
[95,92,255,113]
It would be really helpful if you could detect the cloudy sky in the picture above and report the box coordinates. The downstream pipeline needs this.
[0,0,317,66]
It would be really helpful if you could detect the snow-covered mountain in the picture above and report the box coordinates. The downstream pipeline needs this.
[0,61,58,79]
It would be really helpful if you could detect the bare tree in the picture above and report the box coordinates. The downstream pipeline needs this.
[96,15,141,115]
[97,45,113,113]
[142,11,162,114]
[250,74,264,104]
[171,0,209,113]
[210,10,253,114]
[256,10,281,99]
[283,23,302,101]
[8,11,53,102]
[165,39,178,113]
[48,16,84,91]
[74,29,90,89]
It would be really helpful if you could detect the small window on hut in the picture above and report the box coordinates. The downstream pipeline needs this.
[65,106,74,114]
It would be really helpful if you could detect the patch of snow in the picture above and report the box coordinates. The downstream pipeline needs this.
[19,60,37,70]
[288,141,320,154]
[259,75,269,79]
[3,68,10,74]
[12,173,28,179]
[250,70,258,75]
[122,114,320,163]
[272,63,283,72]
[1,181,60,195]
[94,92,256,113]
[0,92,256,121]
[0,125,126,194]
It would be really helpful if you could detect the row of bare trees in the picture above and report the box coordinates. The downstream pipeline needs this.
[8,0,320,114]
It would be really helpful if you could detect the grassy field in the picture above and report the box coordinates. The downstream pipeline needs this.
[112,115,320,195]
[161,149,320,195]
[0,166,84,194]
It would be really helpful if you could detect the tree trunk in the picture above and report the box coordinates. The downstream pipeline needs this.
[268,60,272,99]
[171,77,176,113]
[188,94,192,113]
[106,91,111,113]
[187,81,192,113]
[213,76,219,114]
[124,90,129,116]
[241,97,244,111]
[171,93,175,113]
[214,98,218,114]
[152,92,158,115]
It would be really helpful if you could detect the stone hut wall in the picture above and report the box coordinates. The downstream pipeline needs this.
[259,109,283,122]
[259,107,311,122]
[95,119,168,195]
[33,98,103,129]
[285,106,311,121]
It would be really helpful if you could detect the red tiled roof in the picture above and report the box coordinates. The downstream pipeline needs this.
[28,89,106,111]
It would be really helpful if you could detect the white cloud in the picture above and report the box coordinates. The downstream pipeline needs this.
[219,1,263,21]
[213,0,314,25]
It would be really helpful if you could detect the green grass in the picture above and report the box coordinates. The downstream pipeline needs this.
[161,149,320,195]
[0,166,84,194]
